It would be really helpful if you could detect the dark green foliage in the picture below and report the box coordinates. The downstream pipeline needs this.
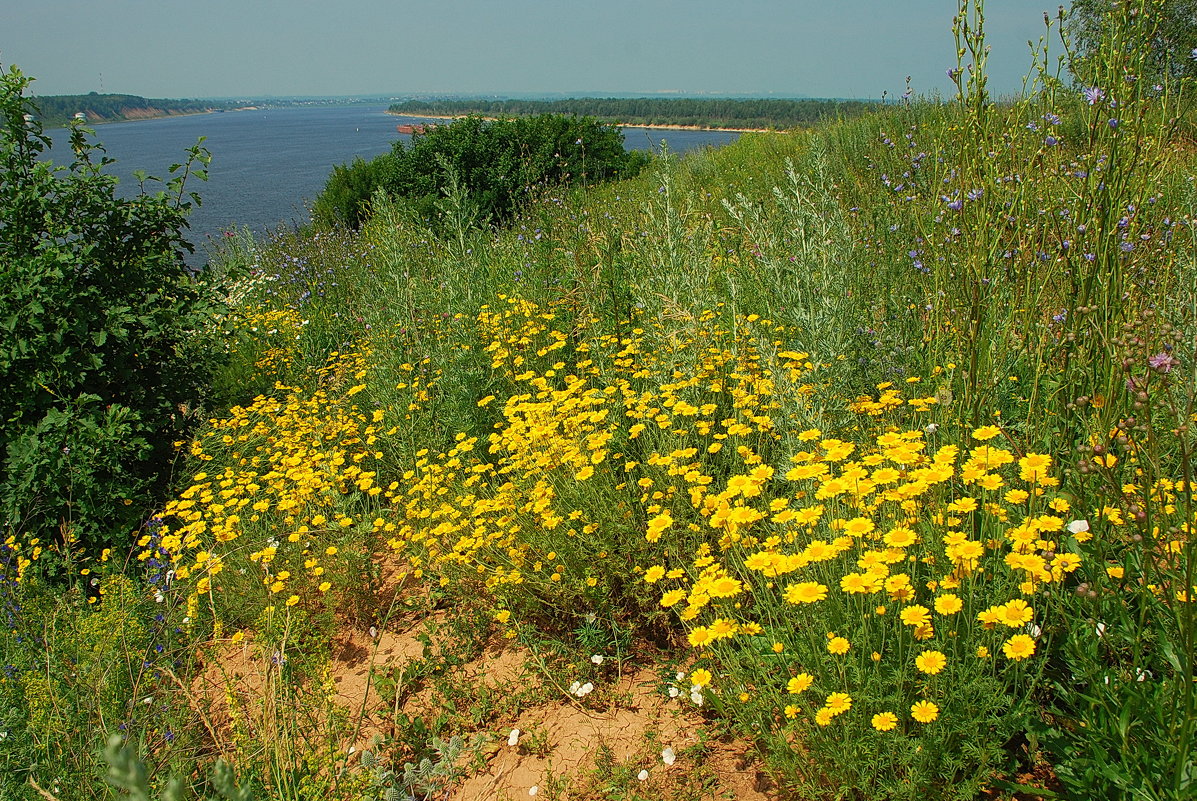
[311,153,396,230]
[0,65,224,557]
[312,114,649,230]
[390,96,880,129]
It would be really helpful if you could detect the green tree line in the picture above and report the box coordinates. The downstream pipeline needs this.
[28,92,226,127]
[389,97,880,130]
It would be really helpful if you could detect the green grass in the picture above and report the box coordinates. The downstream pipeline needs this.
[3,3,1197,799]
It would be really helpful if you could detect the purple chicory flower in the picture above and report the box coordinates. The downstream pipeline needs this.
[1084,87,1106,105]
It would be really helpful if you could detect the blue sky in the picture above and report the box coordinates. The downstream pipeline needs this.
[3,1,1066,99]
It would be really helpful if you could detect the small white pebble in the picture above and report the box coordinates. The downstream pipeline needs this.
[529,786,538,796]
[508,728,520,747]
[637,769,649,781]
[662,747,676,766]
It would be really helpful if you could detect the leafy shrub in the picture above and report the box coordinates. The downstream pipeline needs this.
[0,65,225,557]
[312,114,650,229]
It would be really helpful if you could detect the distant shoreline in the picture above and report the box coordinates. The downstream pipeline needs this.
[45,108,222,129]
[42,105,269,130]
[386,110,775,134]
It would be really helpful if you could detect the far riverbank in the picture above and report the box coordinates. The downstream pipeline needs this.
[386,111,775,134]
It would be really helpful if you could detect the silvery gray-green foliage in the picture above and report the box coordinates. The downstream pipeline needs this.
[103,735,255,801]
[362,733,487,801]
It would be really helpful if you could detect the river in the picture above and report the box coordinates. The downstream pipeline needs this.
[42,105,739,262]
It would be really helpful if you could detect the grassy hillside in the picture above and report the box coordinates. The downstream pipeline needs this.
[3,6,1196,800]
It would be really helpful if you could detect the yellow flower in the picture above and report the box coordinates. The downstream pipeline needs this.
[709,618,736,639]
[972,425,1002,441]
[1002,634,1037,661]
[1018,453,1053,484]
[900,605,931,627]
[915,650,947,675]
[644,565,666,584]
[784,581,828,605]
[285,595,299,607]
[840,573,874,594]
[688,627,714,647]
[787,673,814,694]
[911,700,939,723]
[827,636,850,655]
[689,668,713,687]
[871,712,898,732]
[883,526,918,548]
[784,704,800,719]
[934,593,963,615]
[708,576,743,598]
[998,599,1034,628]
[656,589,685,610]
[843,517,876,537]
[825,692,852,715]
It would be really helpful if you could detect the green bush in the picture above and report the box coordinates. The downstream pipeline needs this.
[312,113,650,229]
[0,65,225,558]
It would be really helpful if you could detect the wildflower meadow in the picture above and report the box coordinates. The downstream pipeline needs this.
[1,2,1195,799]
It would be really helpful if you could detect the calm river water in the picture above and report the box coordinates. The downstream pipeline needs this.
[44,105,739,260]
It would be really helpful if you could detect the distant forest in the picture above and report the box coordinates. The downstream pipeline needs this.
[389,97,881,129]
[28,93,227,127]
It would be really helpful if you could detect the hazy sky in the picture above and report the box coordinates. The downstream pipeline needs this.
[3,1,1067,99]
